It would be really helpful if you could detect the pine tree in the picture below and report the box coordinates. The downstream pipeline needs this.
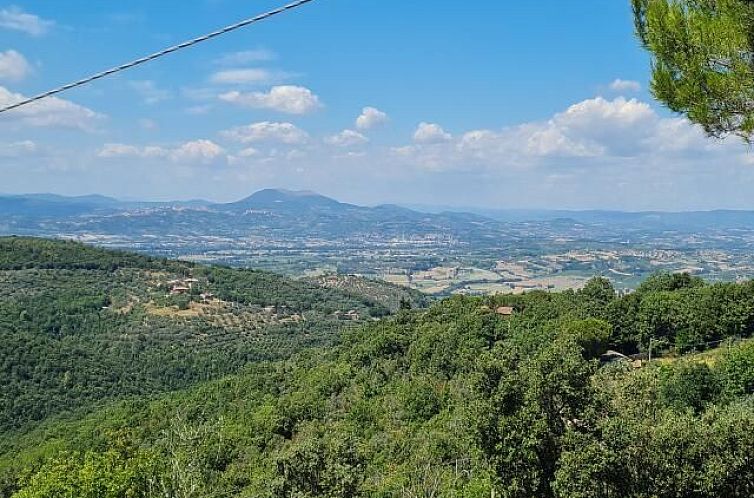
[633,0,754,140]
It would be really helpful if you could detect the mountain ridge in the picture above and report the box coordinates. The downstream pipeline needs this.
[8,188,754,219]
[6,189,754,236]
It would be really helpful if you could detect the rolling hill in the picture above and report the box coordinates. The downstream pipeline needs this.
[2,272,754,497]
[0,237,422,436]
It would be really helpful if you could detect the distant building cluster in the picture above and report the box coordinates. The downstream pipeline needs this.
[167,277,200,296]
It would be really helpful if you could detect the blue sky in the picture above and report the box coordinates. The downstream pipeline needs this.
[0,0,751,210]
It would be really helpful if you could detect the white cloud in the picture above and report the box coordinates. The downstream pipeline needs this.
[210,68,276,85]
[238,147,260,158]
[453,97,658,161]
[214,49,275,66]
[0,6,53,36]
[219,86,322,115]
[129,80,172,105]
[227,147,263,167]
[170,140,224,163]
[390,96,727,173]
[98,143,165,159]
[356,107,389,130]
[413,122,452,143]
[558,96,654,131]
[0,140,36,157]
[98,139,225,164]
[221,121,309,144]
[538,96,657,157]
[326,129,368,148]
[98,143,142,158]
[389,144,448,171]
[0,50,31,82]
[0,86,103,130]
[455,129,513,163]
[642,116,731,155]
[16,90,754,211]
[524,125,602,157]
[609,79,642,93]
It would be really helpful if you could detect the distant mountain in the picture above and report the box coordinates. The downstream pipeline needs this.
[0,193,120,217]
[220,190,485,221]
[532,209,754,230]
[220,188,350,212]
[20,193,120,205]
[5,189,754,244]
[410,204,754,230]
[0,189,506,246]
[0,193,215,219]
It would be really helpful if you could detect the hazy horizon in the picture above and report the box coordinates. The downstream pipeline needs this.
[9,187,754,215]
[1,1,753,212]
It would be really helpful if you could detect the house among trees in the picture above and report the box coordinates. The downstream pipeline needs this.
[333,310,360,321]
[496,306,515,317]
[166,276,202,296]
[600,350,644,369]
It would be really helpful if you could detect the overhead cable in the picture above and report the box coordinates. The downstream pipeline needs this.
[0,0,316,115]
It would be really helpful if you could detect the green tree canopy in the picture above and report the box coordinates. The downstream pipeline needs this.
[632,0,754,140]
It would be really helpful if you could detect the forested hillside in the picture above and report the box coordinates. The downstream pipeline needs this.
[3,272,754,497]
[0,237,413,436]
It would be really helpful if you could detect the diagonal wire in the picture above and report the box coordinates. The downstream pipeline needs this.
[0,0,316,115]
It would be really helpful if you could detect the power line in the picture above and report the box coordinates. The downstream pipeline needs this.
[0,0,316,115]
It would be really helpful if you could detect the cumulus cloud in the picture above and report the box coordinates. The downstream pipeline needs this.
[0,6,53,36]
[646,117,713,153]
[219,85,322,114]
[391,96,725,173]
[98,139,225,164]
[413,122,452,144]
[356,107,389,130]
[326,129,369,148]
[0,50,31,82]
[25,89,754,211]
[524,125,602,157]
[535,96,657,157]
[458,97,659,160]
[560,97,654,130]
[171,140,225,163]
[609,79,642,93]
[221,121,309,144]
[0,86,103,130]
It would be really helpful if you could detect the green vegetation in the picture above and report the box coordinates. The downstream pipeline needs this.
[304,274,429,312]
[0,237,406,436]
[633,0,754,140]
[3,256,754,496]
